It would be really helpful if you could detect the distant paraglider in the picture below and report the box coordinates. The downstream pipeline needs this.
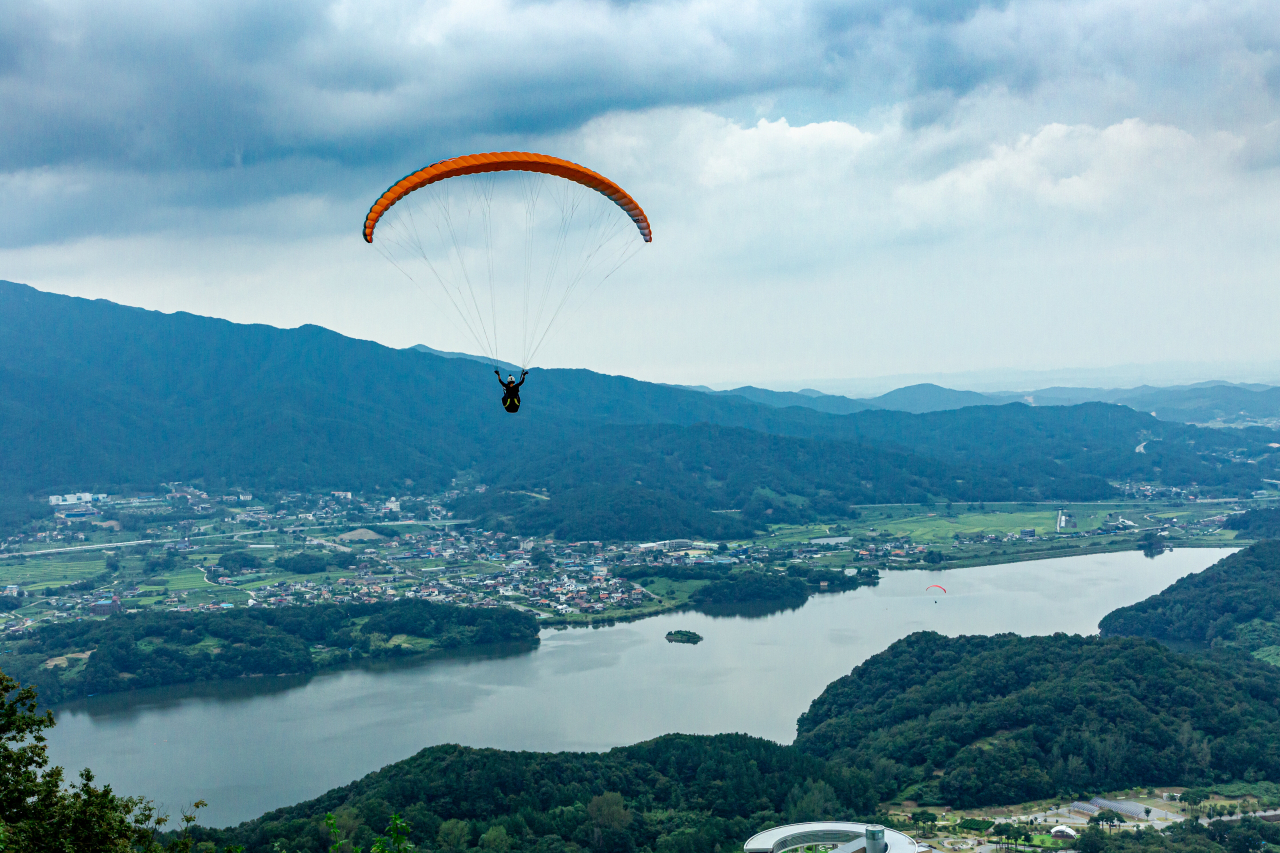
[926,584,946,593]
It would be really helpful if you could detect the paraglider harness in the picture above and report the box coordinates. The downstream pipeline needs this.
[497,370,528,413]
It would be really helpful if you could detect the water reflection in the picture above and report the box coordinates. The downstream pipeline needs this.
[56,641,540,722]
[695,600,807,618]
[46,548,1230,828]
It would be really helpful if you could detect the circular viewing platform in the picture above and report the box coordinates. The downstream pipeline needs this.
[744,822,917,853]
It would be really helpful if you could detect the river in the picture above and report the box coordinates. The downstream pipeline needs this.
[46,547,1228,827]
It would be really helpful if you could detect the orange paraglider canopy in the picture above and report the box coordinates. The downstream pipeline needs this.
[364,152,652,244]
[926,584,946,593]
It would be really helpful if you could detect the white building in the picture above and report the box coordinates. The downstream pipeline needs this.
[48,493,106,506]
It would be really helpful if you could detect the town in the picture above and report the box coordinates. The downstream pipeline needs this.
[0,480,1260,636]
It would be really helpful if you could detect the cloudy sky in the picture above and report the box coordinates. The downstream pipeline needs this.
[4,0,1280,390]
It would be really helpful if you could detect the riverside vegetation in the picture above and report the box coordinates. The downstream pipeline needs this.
[4,599,538,704]
[1100,539,1280,664]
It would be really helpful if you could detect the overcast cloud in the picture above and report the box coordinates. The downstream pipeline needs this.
[4,0,1280,387]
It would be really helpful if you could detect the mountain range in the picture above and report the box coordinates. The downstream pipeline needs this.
[3,279,1280,539]
[695,380,1280,425]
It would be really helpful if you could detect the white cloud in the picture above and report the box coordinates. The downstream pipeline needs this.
[5,0,1280,384]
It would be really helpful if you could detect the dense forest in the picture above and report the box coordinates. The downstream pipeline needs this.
[185,733,881,853]
[4,280,1280,537]
[1099,542,1280,659]
[451,421,1116,538]
[689,572,811,610]
[1225,510,1280,540]
[795,631,1280,807]
[2,599,538,704]
[1069,817,1280,853]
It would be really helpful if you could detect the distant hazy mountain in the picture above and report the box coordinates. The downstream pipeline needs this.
[1009,381,1280,425]
[2,280,1276,537]
[1111,384,1280,425]
[691,382,993,415]
[862,383,996,414]
[699,377,1280,426]
[698,385,879,415]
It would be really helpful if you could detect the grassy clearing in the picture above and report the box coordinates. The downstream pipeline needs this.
[0,557,110,590]
[638,578,709,605]
[160,566,211,592]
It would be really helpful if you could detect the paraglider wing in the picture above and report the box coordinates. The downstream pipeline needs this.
[364,151,652,244]
[926,584,947,593]
[363,151,650,374]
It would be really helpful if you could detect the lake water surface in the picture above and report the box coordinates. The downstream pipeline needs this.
[47,548,1229,827]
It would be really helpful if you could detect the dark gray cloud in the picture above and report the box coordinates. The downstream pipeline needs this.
[3,0,1280,250]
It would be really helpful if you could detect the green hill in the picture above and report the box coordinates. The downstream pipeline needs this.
[1099,541,1280,663]
[795,631,1280,807]
[186,733,878,852]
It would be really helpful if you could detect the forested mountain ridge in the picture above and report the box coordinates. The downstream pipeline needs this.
[794,631,1280,807]
[1099,540,1280,664]
[450,421,1116,536]
[188,733,877,852]
[697,385,880,414]
[861,383,994,414]
[3,280,1278,538]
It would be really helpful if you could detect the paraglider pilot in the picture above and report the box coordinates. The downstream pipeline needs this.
[497,369,528,413]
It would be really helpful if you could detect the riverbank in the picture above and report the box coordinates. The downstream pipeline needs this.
[46,548,1230,826]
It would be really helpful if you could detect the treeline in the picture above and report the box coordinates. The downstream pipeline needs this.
[1099,542,1280,650]
[1225,509,1280,540]
[453,483,756,542]
[1072,817,1280,853]
[3,599,538,704]
[795,631,1280,808]
[184,733,883,853]
[212,548,358,579]
[685,566,874,613]
[690,572,810,610]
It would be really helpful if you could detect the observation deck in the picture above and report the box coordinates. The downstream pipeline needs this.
[744,822,917,853]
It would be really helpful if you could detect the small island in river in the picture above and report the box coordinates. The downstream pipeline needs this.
[665,630,703,644]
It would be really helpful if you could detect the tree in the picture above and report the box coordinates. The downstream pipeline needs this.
[1144,807,1152,821]
[911,810,939,836]
[438,818,471,851]
[1177,783,1208,804]
[326,812,415,853]
[1089,810,1126,834]
[1075,826,1108,853]
[0,667,202,851]
[588,793,632,830]
[480,825,512,853]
